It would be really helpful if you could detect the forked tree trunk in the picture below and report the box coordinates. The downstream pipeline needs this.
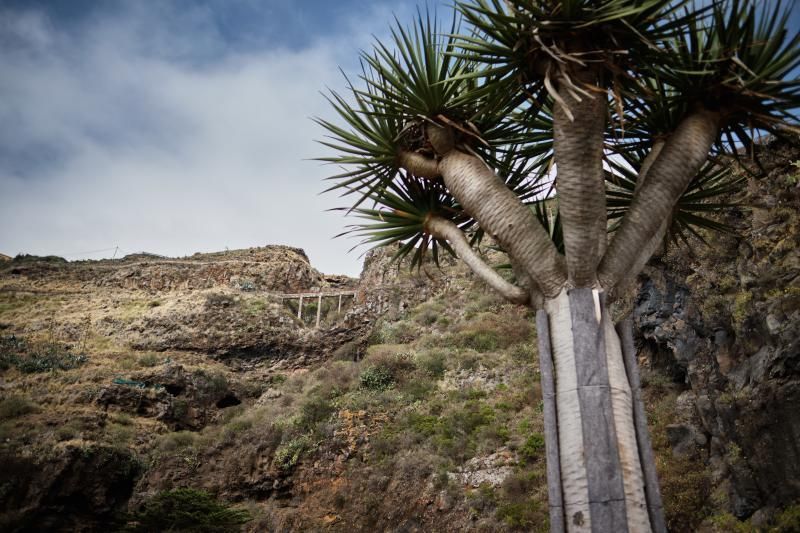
[536,288,663,532]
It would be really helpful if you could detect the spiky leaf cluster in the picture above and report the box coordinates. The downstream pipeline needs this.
[316,0,800,264]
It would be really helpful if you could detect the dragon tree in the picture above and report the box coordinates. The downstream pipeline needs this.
[316,1,800,531]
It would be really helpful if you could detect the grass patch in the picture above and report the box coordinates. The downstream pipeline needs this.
[0,395,38,421]
[0,335,87,373]
[0,293,38,316]
[138,353,161,367]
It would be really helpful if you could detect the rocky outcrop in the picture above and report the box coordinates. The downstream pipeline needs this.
[1,246,329,294]
[94,364,244,431]
[0,445,141,532]
[632,138,800,520]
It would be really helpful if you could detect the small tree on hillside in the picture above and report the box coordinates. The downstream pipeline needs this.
[316,1,800,531]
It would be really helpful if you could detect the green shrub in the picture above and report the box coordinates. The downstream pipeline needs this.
[224,417,253,434]
[369,320,417,345]
[406,413,439,437]
[459,330,500,352]
[138,353,161,367]
[520,433,545,463]
[708,513,757,533]
[194,371,228,403]
[399,377,434,401]
[297,395,335,432]
[56,421,81,441]
[124,488,250,532]
[416,349,447,378]
[773,503,800,533]
[510,343,536,362]
[496,471,548,530]
[172,399,190,420]
[464,292,503,317]
[359,366,394,391]
[107,422,135,448]
[274,436,309,471]
[157,431,197,452]
[411,301,444,326]
[0,395,37,420]
[331,340,360,361]
[0,336,88,373]
[204,293,236,308]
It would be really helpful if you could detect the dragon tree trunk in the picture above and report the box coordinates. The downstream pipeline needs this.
[536,289,664,533]
[431,143,672,533]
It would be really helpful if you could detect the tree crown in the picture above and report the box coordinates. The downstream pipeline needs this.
[316,0,799,280]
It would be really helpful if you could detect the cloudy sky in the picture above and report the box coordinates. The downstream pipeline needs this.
[1,2,798,276]
[0,0,420,276]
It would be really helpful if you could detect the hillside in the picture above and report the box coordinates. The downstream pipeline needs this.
[1,140,799,532]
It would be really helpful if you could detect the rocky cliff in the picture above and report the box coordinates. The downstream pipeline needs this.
[630,138,800,527]
[1,141,799,532]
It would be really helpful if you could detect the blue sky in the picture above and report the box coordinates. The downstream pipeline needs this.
[0,1,798,276]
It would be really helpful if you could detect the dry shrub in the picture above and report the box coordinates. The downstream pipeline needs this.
[311,361,359,396]
[457,311,532,350]
[363,345,416,383]
[0,395,37,421]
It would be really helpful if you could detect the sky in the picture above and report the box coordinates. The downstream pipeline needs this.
[0,0,419,276]
[1,1,798,276]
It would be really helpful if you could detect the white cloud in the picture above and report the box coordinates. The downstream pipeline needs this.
[0,3,415,276]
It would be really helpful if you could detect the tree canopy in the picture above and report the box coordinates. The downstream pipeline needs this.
[316,0,799,288]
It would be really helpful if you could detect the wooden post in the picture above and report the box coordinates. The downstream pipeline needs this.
[617,318,667,533]
[569,288,628,532]
[338,294,342,313]
[316,294,322,328]
[298,295,303,320]
[536,310,565,533]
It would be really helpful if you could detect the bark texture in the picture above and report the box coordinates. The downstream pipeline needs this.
[536,310,566,533]
[426,216,529,305]
[398,151,440,179]
[553,72,607,287]
[602,310,650,532]
[544,289,650,532]
[617,319,667,533]
[599,109,720,290]
[439,150,567,297]
[613,140,669,297]
[544,290,591,530]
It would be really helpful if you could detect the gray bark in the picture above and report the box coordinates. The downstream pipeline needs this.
[568,289,628,532]
[598,109,720,290]
[439,150,567,297]
[544,290,650,532]
[554,72,607,287]
[612,140,669,297]
[426,216,529,305]
[398,150,440,179]
[536,310,566,533]
[617,319,667,533]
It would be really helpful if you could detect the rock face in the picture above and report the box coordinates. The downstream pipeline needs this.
[95,364,243,431]
[2,246,324,293]
[632,138,800,520]
[347,244,467,324]
[0,445,141,532]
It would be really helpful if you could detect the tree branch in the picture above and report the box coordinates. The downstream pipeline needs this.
[426,216,529,305]
[439,150,567,298]
[610,140,668,299]
[553,69,607,287]
[598,109,720,290]
[397,150,440,179]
